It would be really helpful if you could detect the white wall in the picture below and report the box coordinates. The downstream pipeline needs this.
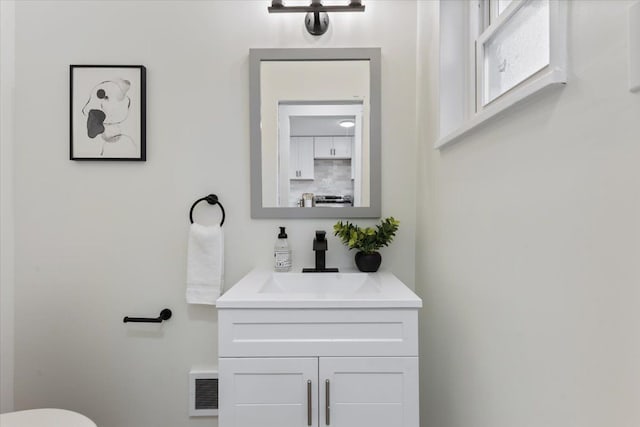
[12,1,417,426]
[0,0,16,414]
[416,1,640,427]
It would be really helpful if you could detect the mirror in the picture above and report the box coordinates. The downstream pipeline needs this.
[250,48,381,218]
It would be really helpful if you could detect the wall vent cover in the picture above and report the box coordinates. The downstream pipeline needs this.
[195,378,218,410]
[189,368,218,417]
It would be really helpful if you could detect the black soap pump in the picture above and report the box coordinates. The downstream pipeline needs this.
[274,226,292,272]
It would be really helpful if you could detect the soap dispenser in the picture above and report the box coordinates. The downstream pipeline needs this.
[274,226,292,272]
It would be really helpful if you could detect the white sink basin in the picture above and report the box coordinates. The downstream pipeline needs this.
[216,268,422,308]
[259,272,378,295]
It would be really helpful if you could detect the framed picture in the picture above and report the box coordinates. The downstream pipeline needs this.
[70,65,146,161]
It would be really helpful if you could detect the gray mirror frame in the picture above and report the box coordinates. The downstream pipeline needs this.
[250,48,381,219]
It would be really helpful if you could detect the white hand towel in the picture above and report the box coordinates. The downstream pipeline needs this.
[186,223,224,305]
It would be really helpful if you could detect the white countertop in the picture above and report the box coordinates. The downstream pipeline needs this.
[216,268,422,309]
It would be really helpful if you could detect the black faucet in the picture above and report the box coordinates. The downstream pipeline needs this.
[302,230,339,273]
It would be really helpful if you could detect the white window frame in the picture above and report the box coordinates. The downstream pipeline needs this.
[436,0,567,149]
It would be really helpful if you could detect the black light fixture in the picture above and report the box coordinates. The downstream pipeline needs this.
[268,1,365,36]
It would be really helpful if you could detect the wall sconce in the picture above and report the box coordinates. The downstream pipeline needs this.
[269,1,365,36]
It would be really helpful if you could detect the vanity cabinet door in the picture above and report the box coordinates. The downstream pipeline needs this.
[219,357,318,427]
[290,137,314,180]
[319,357,419,427]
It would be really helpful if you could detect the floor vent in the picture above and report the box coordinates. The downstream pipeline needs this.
[189,368,218,417]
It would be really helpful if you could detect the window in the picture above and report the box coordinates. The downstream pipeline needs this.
[437,0,567,148]
[496,0,515,16]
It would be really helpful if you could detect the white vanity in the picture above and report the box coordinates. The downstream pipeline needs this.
[216,269,422,427]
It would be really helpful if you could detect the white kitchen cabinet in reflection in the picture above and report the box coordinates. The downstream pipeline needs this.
[289,137,314,180]
[314,136,352,159]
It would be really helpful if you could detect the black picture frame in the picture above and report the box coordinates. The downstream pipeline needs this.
[70,65,146,161]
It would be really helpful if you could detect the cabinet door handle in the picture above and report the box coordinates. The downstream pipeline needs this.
[325,379,330,425]
[307,380,312,426]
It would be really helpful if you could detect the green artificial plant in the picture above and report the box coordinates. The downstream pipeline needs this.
[333,217,400,254]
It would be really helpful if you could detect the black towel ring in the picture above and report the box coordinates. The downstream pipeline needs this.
[189,194,225,226]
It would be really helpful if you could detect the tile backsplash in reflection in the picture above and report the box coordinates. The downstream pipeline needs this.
[289,159,353,207]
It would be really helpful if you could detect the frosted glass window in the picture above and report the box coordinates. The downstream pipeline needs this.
[482,0,550,105]
[497,0,514,15]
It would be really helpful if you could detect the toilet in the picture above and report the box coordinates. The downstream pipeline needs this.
[0,408,97,427]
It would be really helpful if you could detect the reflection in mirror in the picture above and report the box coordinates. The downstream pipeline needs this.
[278,103,367,208]
[250,48,381,219]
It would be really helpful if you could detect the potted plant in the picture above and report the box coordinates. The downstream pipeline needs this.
[333,217,400,272]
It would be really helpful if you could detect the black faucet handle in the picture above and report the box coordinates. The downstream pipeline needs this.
[303,229,338,273]
[313,230,328,251]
